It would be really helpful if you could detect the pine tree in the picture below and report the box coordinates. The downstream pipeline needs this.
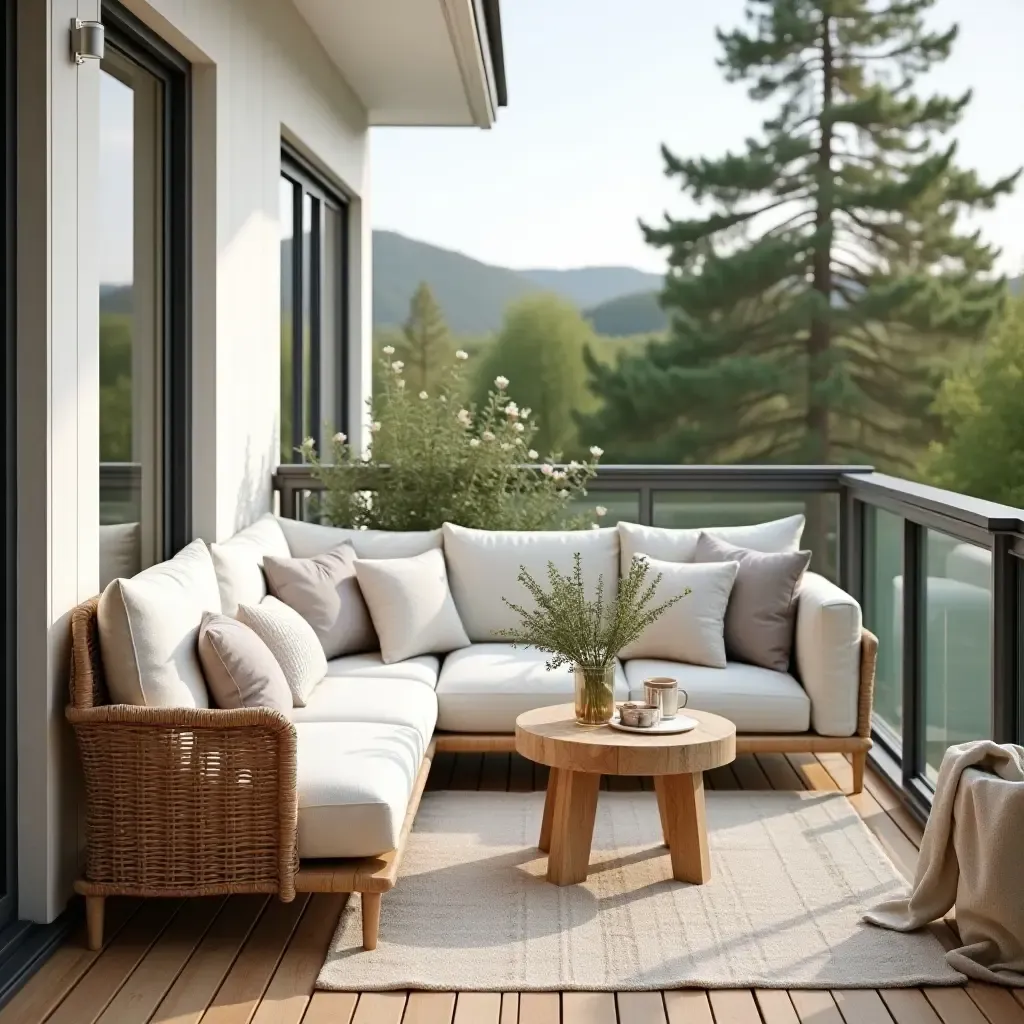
[397,282,454,394]
[582,0,1018,473]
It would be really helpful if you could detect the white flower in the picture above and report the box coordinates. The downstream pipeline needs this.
[595,506,607,517]
[302,436,315,450]
[419,391,429,400]
[513,422,525,433]
[500,441,512,450]
[557,489,568,498]
[468,438,481,448]
[392,360,404,373]
[369,421,382,433]
[590,523,601,530]
[332,432,347,444]
[494,375,509,390]
[527,449,539,460]
[521,407,531,420]
[589,445,604,458]
[568,460,581,470]
[382,345,395,355]
[552,469,567,481]
[540,464,553,476]
[439,395,447,403]
[396,378,406,389]
[455,350,469,360]
[504,401,519,418]
[482,430,495,442]
[457,409,472,427]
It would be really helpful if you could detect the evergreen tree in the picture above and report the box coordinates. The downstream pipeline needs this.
[476,294,593,457]
[582,0,1018,473]
[396,282,454,394]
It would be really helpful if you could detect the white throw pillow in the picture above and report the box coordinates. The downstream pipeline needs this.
[97,539,221,708]
[442,522,620,643]
[275,517,442,560]
[617,515,804,575]
[620,555,740,668]
[354,548,470,664]
[209,513,291,616]
[236,596,328,707]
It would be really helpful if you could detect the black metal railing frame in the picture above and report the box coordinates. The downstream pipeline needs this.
[269,461,1024,817]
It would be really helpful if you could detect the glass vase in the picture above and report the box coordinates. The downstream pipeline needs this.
[573,663,616,725]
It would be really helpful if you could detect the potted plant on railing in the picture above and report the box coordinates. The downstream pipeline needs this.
[498,554,689,725]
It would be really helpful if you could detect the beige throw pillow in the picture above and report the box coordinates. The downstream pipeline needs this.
[197,612,292,713]
[236,597,327,707]
[354,548,470,664]
[262,542,376,659]
[695,532,811,672]
[620,555,740,668]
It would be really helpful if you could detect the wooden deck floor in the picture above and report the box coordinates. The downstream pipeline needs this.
[3,752,1023,1024]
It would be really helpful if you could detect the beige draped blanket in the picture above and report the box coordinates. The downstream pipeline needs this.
[864,740,1024,986]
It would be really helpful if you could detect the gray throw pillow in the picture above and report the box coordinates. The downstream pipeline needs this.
[262,542,376,659]
[197,612,292,713]
[694,532,811,672]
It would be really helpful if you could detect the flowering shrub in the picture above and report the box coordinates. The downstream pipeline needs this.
[300,348,604,531]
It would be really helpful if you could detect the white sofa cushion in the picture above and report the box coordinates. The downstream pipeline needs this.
[945,542,991,590]
[355,548,470,663]
[325,653,440,689]
[236,597,327,707]
[98,539,221,708]
[197,612,292,713]
[99,522,141,588]
[624,659,810,733]
[292,675,438,746]
[617,515,805,575]
[276,518,441,560]
[442,523,620,643]
[436,643,628,733]
[209,513,291,616]
[620,556,739,667]
[794,572,862,737]
[296,722,423,858]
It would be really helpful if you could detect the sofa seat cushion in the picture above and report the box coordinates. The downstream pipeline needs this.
[325,653,440,689]
[624,659,810,733]
[291,676,438,746]
[296,722,423,859]
[436,643,628,733]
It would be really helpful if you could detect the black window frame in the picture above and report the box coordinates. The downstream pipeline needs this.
[280,145,349,463]
[100,1,192,556]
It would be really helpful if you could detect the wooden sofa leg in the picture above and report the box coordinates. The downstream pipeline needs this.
[85,896,105,951]
[851,751,866,795]
[361,892,382,951]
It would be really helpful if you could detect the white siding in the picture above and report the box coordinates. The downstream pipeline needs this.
[16,0,369,921]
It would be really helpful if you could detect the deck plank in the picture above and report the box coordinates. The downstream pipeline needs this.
[403,992,456,1024]
[300,992,358,1024]
[46,900,184,1024]
[757,753,806,790]
[881,990,944,1024]
[923,988,989,1024]
[563,992,616,1024]
[426,752,456,791]
[664,990,714,1024]
[732,755,772,790]
[499,993,518,1024]
[508,755,533,793]
[616,991,667,1023]
[964,985,1024,1024]
[834,989,896,1024]
[449,753,484,791]
[479,753,511,793]
[790,990,844,1024]
[350,993,407,1024]
[755,989,799,1023]
[452,993,501,1023]
[198,894,309,1024]
[519,992,559,1023]
[708,990,762,1023]
[150,895,269,1024]
[95,897,226,1024]
[787,753,839,792]
[0,899,141,1024]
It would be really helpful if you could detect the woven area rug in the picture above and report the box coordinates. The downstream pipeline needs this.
[316,790,962,991]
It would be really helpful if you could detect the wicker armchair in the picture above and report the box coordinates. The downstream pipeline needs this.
[67,597,299,950]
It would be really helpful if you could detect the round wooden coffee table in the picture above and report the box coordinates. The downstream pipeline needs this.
[515,704,736,886]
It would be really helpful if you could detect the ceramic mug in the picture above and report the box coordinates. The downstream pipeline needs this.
[643,677,688,719]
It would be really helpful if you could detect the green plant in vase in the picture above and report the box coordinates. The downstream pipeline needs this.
[498,554,689,725]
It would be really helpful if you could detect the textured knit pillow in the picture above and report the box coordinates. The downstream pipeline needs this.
[197,612,292,713]
[354,547,470,664]
[236,597,327,707]
[262,542,376,659]
[620,555,740,668]
[695,532,811,672]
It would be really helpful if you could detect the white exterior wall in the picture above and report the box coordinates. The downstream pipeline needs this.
[16,0,370,922]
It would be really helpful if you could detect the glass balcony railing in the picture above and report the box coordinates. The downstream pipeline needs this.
[272,462,1024,819]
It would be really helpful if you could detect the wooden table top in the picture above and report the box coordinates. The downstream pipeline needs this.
[515,704,737,777]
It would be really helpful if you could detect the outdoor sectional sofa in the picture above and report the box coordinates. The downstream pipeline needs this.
[68,513,877,953]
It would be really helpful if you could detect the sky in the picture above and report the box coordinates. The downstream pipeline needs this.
[370,0,1024,275]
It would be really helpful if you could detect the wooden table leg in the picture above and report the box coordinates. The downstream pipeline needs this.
[547,770,601,885]
[656,772,711,884]
[653,775,671,846]
[539,767,562,852]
